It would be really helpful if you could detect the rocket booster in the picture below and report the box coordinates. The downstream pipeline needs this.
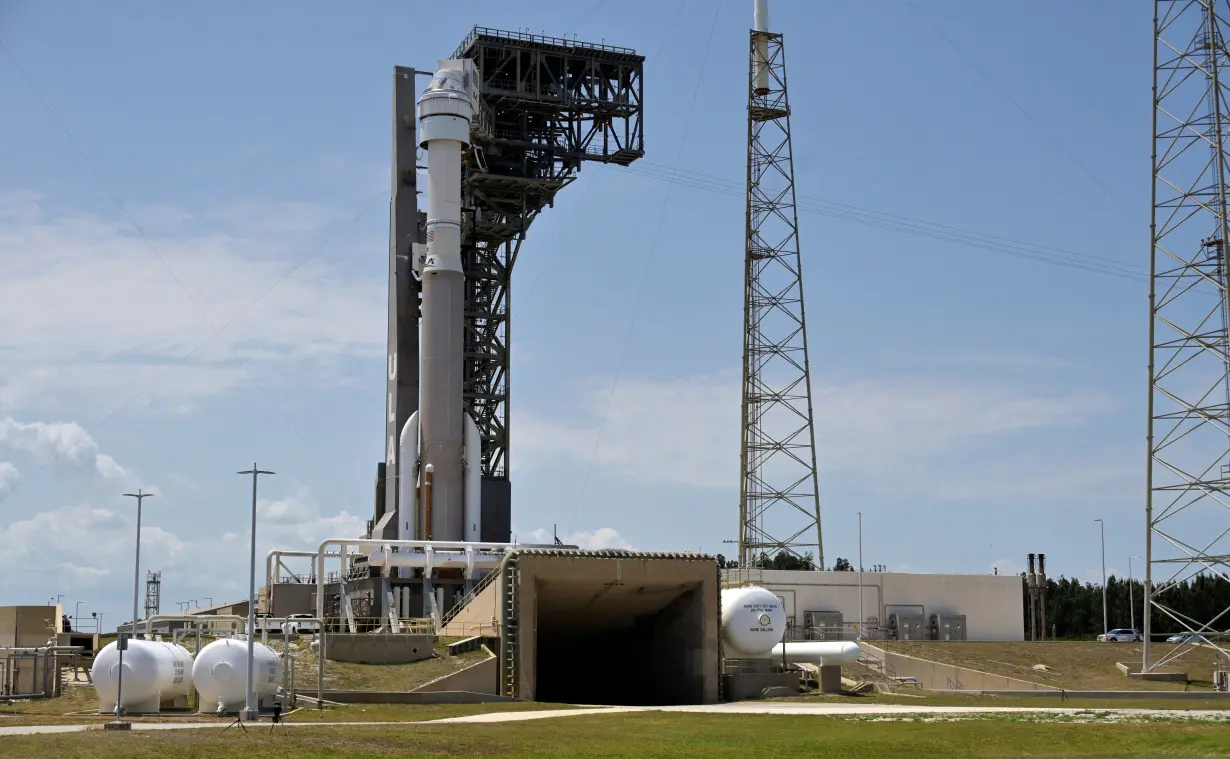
[398,59,483,551]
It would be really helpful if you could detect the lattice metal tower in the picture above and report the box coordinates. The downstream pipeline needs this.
[1146,0,1230,670]
[144,570,161,620]
[738,2,824,571]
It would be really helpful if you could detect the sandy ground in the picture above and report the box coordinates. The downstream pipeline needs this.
[2,701,1229,735]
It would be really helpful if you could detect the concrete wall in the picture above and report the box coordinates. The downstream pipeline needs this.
[735,570,1024,642]
[414,649,498,695]
[324,633,436,664]
[268,583,315,618]
[440,580,500,637]
[0,606,63,647]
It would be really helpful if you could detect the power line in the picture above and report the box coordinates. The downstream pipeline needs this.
[622,160,1145,282]
[573,0,725,522]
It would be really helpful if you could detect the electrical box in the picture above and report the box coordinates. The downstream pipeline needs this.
[930,613,967,641]
[1214,669,1229,692]
[803,611,843,641]
[889,612,926,640]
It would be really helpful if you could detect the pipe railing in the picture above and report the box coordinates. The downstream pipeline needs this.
[313,539,516,623]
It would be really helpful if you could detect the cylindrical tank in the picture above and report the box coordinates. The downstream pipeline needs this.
[191,637,283,714]
[720,585,786,657]
[91,639,194,713]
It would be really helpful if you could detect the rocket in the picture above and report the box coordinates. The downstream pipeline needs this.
[398,59,483,552]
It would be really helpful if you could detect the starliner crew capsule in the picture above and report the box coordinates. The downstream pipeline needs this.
[395,59,484,562]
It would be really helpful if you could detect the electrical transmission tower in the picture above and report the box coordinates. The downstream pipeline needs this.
[1146,0,1230,670]
[738,3,824,571]
[144,570,161,620]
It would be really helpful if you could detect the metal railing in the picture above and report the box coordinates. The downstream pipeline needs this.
[439,570,501,631]
[453,26,638,58]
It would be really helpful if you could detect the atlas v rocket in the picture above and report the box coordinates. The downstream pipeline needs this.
[396,59,484,551]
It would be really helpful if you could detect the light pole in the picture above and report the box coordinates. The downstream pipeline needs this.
[74,601,83,630]
[113,489,153,725]
[1094,518,1107,636]
[238,463,274,722]
[857,511,864,640]
[1129,555,1141,632]
[123,490,154,638]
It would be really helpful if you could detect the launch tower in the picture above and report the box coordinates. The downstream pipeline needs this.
[365,27,646,619]
[737,1,825,571]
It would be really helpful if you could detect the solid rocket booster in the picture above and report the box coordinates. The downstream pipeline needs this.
[404,59,483,547]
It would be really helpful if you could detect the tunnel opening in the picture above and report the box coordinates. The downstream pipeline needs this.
[535,582,704,705]
[509,551,720,705]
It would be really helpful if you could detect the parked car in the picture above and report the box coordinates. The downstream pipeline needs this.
[1165,632,1207,644]
[1097,628,1142,642]
[285,613,319,634]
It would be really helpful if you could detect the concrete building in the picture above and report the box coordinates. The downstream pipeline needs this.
[727,569,1024,642]
[0,605,67,696]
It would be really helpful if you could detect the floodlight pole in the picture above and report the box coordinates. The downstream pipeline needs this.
[112,488,153,724]
[1129,555,1141,632]
[239,464,274,722]
[1094,518,1107,635]
[857,511,864,639]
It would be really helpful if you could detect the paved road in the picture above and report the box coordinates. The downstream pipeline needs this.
[1,702,1227,736]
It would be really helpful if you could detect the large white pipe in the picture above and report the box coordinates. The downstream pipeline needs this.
[418,60,477,544]
[398,410,421,552]
[463,412,482,541]
[771,640,862,665]
[753,0,770,95]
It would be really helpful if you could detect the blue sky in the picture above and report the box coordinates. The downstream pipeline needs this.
[0,0,1165,629]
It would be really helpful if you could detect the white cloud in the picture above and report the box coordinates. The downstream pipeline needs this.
[516,369,1124,500]
[0,193,384,412]
[520,526,633,550]
[0,416,140,487]
[0,487,365,619]
[0,462,18,500]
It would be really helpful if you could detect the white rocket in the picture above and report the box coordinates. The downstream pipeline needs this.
[398,59,484,553]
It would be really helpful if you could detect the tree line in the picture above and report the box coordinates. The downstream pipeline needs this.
[1022,572,1230,640]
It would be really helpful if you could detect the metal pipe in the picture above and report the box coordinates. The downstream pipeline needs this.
[311,538,516,622]
[143,615,245,636]
[423,464,434,540]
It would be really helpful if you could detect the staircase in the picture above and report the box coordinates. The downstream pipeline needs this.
[439,567,500,632]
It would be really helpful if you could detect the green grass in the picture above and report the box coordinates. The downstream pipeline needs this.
[784,690,1230,711]
[873,640,1222,690]
[286,635,489,692]
[1,712,1228,758]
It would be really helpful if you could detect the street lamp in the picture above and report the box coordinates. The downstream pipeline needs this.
[113,488,153,725]
[1129,555,1142,632]
[857,511,864,640]
[1094,518,1107,636]
[238,463,274,722]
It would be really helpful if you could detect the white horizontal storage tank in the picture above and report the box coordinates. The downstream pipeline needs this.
[720,585,786,657]
[91,639,194,714]
[192,637,283,714]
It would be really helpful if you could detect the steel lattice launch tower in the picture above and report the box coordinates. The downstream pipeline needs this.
[1146,0,1230,671]
[738,0,825,570]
